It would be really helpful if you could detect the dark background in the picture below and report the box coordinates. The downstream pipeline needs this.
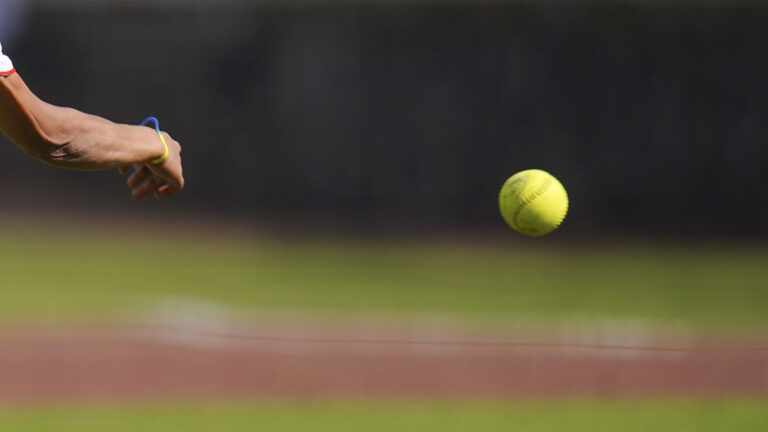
[1,2,766,238]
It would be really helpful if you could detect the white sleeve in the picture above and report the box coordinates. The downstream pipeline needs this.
[0,42,15,75]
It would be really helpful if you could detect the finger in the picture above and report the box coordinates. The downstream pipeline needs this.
[118,166,130,175]
[132,175,166,199]
[127,164,152,188]
[155,184,170,198]
[132,176,164,199]
[168,173,184,190]
[161,132,179,154]
[155,184,179,199]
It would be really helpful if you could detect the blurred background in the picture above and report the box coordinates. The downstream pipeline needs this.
[1,0,767,237]
[0,0,767,430]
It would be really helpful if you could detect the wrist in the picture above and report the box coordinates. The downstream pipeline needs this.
[138,117,169,165]
[131,125,167,164]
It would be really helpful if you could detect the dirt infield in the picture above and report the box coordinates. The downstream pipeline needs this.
[0,321,766,402]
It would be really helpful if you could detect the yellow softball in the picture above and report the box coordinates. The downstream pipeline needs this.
[498,169,569,236]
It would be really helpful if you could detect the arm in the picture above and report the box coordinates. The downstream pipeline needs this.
[0,71,184,198]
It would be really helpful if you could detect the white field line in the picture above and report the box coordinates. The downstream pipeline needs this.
[124,296,703,360]
[124,324,691,360]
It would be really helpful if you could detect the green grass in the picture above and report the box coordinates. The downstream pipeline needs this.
[0,226,766,328]
[1,400,767,431]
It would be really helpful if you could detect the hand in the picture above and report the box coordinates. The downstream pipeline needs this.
[119,132,184,199]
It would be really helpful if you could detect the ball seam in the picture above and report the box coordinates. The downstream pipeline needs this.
[511,176,553,232]
[552,197,569,230]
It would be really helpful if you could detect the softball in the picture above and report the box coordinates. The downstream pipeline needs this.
[498,169,568,236]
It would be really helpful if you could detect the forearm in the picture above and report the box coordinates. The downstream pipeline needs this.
[0,72,164,169]
[37,107,165,169]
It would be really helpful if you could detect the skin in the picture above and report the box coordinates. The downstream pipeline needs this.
[0,71,183,199]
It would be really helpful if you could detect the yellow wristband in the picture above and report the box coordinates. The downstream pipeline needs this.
[139,116,169,165]
[150,132,169,165]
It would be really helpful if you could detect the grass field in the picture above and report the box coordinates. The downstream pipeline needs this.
[0,226,766,328]
[1,225,766,430]
[2,400,767,431]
